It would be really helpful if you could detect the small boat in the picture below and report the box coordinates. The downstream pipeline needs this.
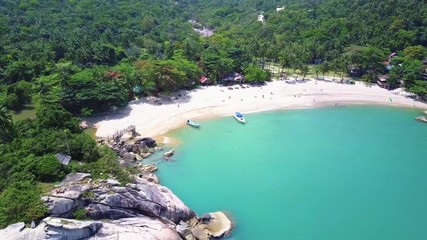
[187,120,201,128]
[233,112,245,123]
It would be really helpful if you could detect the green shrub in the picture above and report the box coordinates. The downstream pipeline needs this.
[0,181,47,228]
[34,155,67,182]
[73,208,88,220]
[6,93,20,111]
[81,108,93,117]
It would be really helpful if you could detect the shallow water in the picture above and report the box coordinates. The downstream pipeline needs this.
[156,106,427,240]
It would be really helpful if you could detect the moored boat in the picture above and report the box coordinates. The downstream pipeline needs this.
[233,112,245,123]
[187,119,201,128]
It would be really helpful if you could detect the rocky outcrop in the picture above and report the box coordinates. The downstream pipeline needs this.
[96,127,158,162]
[0,217,181,240]
[85,183,194,223]
[42,196,82,217]
[44,173,195,223]
[136,137,157,148]
[2,172,234,239]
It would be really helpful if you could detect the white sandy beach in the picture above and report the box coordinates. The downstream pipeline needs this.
[93,79,427,141]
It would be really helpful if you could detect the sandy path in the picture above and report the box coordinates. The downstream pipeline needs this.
[92,79,427,141]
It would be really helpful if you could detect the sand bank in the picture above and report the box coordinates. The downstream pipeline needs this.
[93,79,427,140]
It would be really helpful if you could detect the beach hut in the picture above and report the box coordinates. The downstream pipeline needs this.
[377,75,389,88]
[223,72,245,85]
[199,76,210,85]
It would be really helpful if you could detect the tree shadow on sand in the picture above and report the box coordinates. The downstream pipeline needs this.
[131,89,194,106]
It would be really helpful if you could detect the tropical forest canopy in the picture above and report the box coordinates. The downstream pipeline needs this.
[0,0,426,228]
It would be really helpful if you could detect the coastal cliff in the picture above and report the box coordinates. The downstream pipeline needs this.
[0,172,233,239]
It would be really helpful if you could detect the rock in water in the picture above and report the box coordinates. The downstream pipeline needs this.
[416,116,427,123]
[164,149,175,157]
[192,212,233,239]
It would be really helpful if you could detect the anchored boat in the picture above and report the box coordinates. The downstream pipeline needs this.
[187,119,201,128]
[233,112,245,123]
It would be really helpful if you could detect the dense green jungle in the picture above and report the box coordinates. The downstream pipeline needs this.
[0,0,426,227]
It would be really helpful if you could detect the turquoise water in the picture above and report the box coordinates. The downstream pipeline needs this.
[156,106,427,240]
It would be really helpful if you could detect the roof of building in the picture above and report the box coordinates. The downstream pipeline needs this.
[224,72,245,81]
[199,76,209,84]
[55,153,71,166]
[378,75,389,82]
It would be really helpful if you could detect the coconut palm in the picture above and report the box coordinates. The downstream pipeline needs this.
[0,107,15,143]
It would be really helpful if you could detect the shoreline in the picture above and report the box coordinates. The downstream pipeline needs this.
[91,79,427,142]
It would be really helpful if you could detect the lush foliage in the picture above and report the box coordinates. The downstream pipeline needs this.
[244,65,271,83]
[1,0,426,111]
[0,103,132,227]
[0,0,427,228]
[0,107,15,143]
[0,181,47,228]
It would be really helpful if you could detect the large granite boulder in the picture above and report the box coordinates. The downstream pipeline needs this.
[43,173,92,217]
[2,172,234,240]
[90,183,195,223]
[86,203,138,219]
[44,173,195,224]
[0,217,181,240]
[98,217,182,240]
[42,196,82,217]
[58,173,91,187]
[136,137,157,147]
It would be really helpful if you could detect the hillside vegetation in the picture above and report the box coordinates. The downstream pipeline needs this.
[0,0,426,227]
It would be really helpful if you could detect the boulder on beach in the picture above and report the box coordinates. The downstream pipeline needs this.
[135,137,157,147]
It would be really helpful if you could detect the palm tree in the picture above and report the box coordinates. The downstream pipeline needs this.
[0,107,15,143]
